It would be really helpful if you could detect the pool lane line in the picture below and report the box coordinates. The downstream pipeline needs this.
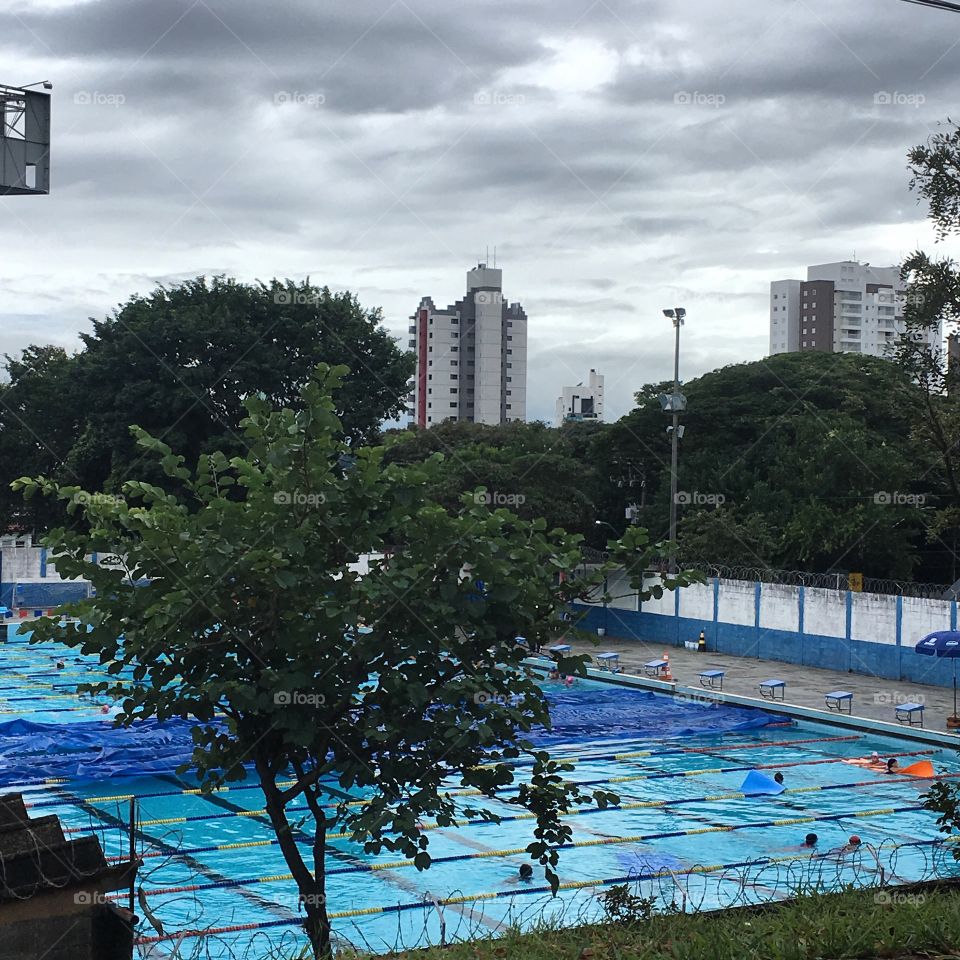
[112,769,946,863]
[473,734,864,771]
[79,749,937,834]
[124,796,926,897]
[52,776,318,926]
[23,732,864,811]
[133,830,949,944]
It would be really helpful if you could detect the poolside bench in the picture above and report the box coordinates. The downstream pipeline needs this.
[596,652,622,673]
[644,658,669,678]
[698,669,724,690]
[825,691,853,714]
[895,702,925,727]
[759,679,786,701]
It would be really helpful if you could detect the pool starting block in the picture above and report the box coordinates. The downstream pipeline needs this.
[894,702,925,727]
[644,658,669,678]
[759,679,786,701]
[595,652,622,673]
[825,691,853,714]
[698,669,724,690]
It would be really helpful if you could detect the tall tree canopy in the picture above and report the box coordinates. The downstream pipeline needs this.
[0,276,414,531]
[383,419,607,539]
[582,352,928,579]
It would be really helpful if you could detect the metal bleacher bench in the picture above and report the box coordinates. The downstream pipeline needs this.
[825,691,853,714]
[548,644,571,657]
[894,702,925,727]
[698,669,724,690]
[595,652,622,673]
[759,679,786,701]
[644,658,669,678]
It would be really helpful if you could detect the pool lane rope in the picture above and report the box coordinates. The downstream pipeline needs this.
[132,834,953,945]
[120,797,929,899]
[25,733,863,810]
[72,748,935,835]
[109,769,943,864]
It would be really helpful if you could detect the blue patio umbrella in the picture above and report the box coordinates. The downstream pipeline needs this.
[915,631,960,718]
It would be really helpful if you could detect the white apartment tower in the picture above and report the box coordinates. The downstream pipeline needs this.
[408,264,527,427]
[769,260,940,358]
[555,369,604,424]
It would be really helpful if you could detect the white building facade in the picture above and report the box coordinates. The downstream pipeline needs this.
[769,260,941,358]
[408,264,527,426]
[555,369,604,424]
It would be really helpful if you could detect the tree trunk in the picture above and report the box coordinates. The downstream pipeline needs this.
[255,755,332,958]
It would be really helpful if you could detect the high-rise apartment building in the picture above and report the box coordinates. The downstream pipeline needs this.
[408,264,527,427]
[555,369,604,424]
[769,260,940,358]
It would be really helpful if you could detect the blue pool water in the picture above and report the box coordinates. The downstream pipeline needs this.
[2,632,958,958]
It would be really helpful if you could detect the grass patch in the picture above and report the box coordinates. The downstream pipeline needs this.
[378,882,960,960]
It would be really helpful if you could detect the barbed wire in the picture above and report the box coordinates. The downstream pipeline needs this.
[128,836,960,957]
[578,549,957,599]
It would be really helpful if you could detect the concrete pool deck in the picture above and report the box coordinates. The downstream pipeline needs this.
[560,635,960,740]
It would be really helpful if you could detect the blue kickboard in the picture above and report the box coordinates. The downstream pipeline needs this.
[740,769,785,796]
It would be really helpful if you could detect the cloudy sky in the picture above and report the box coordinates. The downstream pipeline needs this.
[1,0,957,422]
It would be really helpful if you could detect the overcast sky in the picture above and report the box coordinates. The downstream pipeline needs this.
[1,0,957,423]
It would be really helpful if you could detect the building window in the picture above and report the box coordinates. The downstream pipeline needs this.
[507,349,512,355]
[450,346,458,352]
[428,374,432,381]
[507,362,512,368]
[450,374,458,380]
[506,404,512,409]
[451,318,458,324]
[451,360,458,366]
[450,402,457,408]
[451,332,458,338]
[507,335,512,341]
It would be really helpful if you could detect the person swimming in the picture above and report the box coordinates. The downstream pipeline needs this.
[773,772,785,785]
[801,833,818,848]
[884,758,900,774]
[518,864,533,881]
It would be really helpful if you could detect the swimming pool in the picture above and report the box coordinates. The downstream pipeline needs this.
[2,631,958,957]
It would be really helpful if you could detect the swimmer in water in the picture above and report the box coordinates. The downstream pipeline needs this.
[884,758,900,774]
[773,772,785,785]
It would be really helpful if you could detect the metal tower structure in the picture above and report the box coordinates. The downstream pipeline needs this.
[0,83,50,195]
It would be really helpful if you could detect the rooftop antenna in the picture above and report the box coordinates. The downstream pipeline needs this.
[493,245,497,268]
[485,245,489,267]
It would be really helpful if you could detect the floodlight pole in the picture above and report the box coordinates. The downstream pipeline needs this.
[665,308,685,574]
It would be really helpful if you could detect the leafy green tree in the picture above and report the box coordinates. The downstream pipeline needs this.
[0,345,81,532]
[66,276,413,494]
[604,352,925,578]
[384,419,606,538]
[893,125,960,575]
[16,365,690,957]
[0,278,414,533]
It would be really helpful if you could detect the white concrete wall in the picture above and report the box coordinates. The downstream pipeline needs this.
[851,591,898,645]
[640,575,675,616]
[901,595,953,646]
[678,581,713,620]
[801,586,846,638]
[759,583,800,631]
[606,568,638,611]
[717,579,755,626]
